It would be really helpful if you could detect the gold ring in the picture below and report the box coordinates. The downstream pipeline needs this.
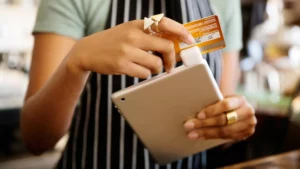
[226,111,238,125]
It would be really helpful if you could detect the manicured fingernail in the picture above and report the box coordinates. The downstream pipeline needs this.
[187,33,196,44]
[184,121,195,130]
[188,132,199,140]
[197,112,206,120]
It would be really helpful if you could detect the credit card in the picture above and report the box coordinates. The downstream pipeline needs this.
[157,15,226,62]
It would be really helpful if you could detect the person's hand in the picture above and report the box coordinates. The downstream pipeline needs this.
[67,17,195,78]
[184,95,257,140]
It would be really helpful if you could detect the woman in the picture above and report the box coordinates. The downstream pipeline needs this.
[21,0,256,169]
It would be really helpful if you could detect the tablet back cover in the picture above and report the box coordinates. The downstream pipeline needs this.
[112,62,230,165]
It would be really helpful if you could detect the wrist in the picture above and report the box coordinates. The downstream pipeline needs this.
[65,47,90,79]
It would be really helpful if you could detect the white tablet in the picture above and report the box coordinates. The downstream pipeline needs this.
[111,60,230,165]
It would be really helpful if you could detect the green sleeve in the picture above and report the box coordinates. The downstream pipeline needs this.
[83,0,111,35]
[223,0,243,52]
[211,0,243,52]
[33,0,110,39]
[33,0,88,39]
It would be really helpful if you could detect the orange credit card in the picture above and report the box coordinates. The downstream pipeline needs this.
[160,15,226,61]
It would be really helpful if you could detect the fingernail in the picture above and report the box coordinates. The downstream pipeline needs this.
[188,132,199,140]
[168,63,176,73]
[187,33,196,45]
[184,121,195,130]
[169,67,175,73]
[197,112,206,120]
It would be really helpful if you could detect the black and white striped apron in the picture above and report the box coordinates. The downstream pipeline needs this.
[55,0,222,169]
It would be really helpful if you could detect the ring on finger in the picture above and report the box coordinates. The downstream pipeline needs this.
[144,13,164,35]
[225,111,238,125]
[153,21,160,32]
[147,26,156,35]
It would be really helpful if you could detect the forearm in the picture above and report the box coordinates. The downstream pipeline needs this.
[21,56,89,155]
[219,52,240,96]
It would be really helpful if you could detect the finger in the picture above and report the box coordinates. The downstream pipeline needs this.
[187,118,256,140]
[118,60,151,79]
[198,114,227,128]
[230,128,256,140]
[157,17,195,44]
[197,96,246,120]
[198,104,256,127]
[137,34,176,73]
[128,48,163,74]
[135,18,195,44]
[184,119,201,131]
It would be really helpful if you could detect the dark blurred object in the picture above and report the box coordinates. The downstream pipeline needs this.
[283,82,300,152]
[0,108,24,156]
[241,0,267,58]
[247,113,290,158]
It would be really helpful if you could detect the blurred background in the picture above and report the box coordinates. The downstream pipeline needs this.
[1,0,300,168]
[0,0,66,169]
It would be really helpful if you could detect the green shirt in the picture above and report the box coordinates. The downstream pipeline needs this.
[33,0,243,52]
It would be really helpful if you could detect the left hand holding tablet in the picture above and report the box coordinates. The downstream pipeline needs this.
[184,95,257,141]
